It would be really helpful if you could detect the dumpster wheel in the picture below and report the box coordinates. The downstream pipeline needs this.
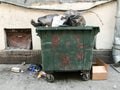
[45,74,55,83]
[80,73,90,81]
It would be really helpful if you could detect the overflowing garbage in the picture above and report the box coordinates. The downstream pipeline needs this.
[30,10,86,82]
[31,14,58,27]
[64,9,86,26]
[31,10,86,27]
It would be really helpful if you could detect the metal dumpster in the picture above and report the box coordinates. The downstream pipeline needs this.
[36,26,99,82]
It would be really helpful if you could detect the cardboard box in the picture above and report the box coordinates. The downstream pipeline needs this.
[92,58,109,80]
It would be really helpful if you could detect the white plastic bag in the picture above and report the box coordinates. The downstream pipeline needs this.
[52,15,66,27]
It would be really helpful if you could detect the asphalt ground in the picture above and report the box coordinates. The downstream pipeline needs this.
[0,64,119,90]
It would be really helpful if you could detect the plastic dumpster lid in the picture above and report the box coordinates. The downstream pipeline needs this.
[36,26,100,31]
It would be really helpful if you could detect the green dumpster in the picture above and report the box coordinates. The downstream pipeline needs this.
[36,26,99,82]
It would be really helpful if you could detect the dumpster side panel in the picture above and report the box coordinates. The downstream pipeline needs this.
[41,30,94,71]
[83,31,93,70]
[40,31,54,70]
[36,26,99,72]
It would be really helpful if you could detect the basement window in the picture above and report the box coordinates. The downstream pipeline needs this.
[5,28,32,50]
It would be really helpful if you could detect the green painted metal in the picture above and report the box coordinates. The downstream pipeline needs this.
[36,26,99,72]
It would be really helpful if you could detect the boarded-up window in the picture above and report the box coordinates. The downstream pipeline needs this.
[5,28,32,50]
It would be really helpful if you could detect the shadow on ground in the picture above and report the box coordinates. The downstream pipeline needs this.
[52,72,85,82]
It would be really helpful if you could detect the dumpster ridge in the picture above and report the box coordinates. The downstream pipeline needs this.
[36,26,99,31]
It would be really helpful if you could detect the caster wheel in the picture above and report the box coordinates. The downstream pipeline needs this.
[45,74,55,83]
[81,73,90,81]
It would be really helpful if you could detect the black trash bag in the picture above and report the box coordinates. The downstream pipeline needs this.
[63,10,86,26]
[31,19,43,27]
[31,14,58,27]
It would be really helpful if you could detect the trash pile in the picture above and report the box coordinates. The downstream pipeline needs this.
[31,10,86,27]
[28,64,54,82]
[10,62,53,82]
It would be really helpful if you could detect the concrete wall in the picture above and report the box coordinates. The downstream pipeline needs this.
[0,1,116,50]
[0,3,63,50]
[84,1,116,49]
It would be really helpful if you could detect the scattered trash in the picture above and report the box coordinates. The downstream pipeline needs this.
[45,74,55,83]
[11,67,21,73]
[37,71,55,83]
[28,64,42,72]
[31,10,86,27]
[21,70,24,73]
[37,71,46,78]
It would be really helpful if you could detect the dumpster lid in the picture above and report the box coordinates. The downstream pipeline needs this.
[36,26,99,31]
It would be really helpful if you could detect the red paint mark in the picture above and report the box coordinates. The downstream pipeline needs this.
[66,41,70,46]
[75,35,84,49]
[77,54,83,60]
[76,44,84,49]
[52,35,61,47]
[79,45,84,48]
[61,55,71,68]
[75,35,80,39]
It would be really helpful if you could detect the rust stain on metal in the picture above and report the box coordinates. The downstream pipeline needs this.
[75,35,80,39]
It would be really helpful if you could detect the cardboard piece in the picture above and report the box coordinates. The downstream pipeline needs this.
[92,58,109,80]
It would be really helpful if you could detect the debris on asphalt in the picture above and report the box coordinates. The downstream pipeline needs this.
[21,61,26,66]
[28,64,42,72]
[37,71,46,78]
[11,67,21,73]
[20,70,24,73]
